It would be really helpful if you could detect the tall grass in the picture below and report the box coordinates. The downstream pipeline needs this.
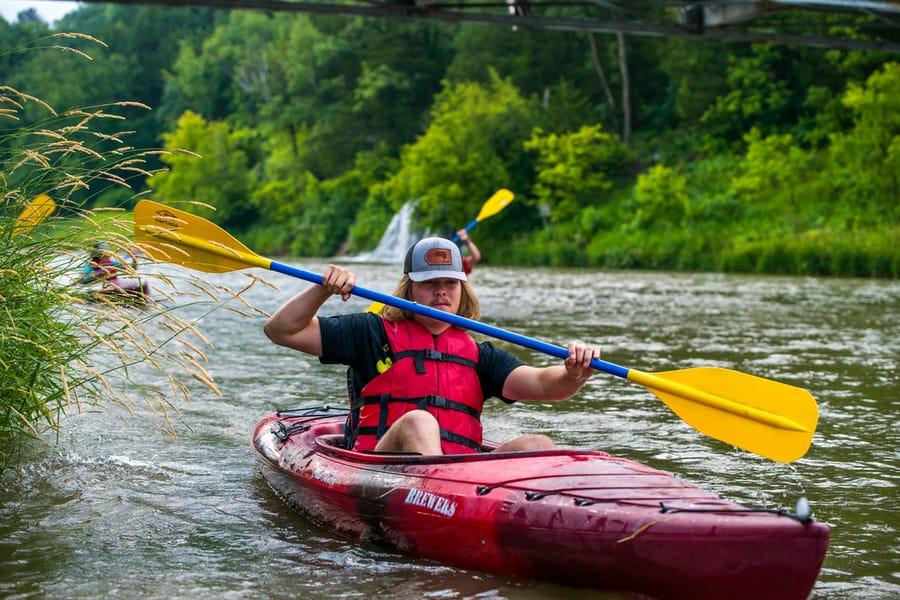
[0,34,266,468]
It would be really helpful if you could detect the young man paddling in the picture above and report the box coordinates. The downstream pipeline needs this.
[264,237,600,455]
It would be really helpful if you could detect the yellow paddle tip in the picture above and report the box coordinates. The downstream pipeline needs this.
[629,367,819,463]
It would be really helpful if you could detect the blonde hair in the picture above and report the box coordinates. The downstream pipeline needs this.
[381,274,481,322]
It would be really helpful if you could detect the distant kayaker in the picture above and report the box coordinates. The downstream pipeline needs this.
[264,236,600,456]
[456,229,481,275]
[79,242,126,287]
[79,242,150,301]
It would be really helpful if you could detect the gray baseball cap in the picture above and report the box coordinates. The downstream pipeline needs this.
[403,237,467,282]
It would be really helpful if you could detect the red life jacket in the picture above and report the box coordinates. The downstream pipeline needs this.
[348,318,484,454]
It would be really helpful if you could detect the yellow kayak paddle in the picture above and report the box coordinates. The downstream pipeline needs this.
[12,194,56,238]
[451,188,515,243]
[134,199,819,462]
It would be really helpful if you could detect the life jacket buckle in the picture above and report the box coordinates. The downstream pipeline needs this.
[423,348,444,361]
[426,394,451,409]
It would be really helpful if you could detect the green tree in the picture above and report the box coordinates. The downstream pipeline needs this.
[305,18,451,177]
[161,13,450,180]
[446,25,590,100]
[51,4,216,153]
[525,123,629,224]
[379,72,536,233]
[148,110,258,229]
[160,10,281,127]
[729,128,812,229]
[699,44,795,149]
[632,163,691,228]
[827,61,900,227]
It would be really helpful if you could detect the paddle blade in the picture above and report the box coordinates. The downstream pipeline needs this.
[12,194,56,237]
[134,200,270,273]
[629,367,818,462]
[474,189,514,222]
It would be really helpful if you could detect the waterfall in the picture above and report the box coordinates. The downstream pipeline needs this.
[348,201,422,263]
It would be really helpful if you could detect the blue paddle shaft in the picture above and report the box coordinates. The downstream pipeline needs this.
[269,260,629,379]
[450,219,479,244]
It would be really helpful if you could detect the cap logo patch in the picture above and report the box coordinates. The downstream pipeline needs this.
[423,248,453,266]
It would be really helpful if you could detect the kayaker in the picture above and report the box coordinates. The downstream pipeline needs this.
[264,237,600,456]
[79,242,126,287]
[456,229,481,275]
[78,242,151,301]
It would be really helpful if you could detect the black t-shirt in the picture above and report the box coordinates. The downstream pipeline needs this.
[319,312,523,404]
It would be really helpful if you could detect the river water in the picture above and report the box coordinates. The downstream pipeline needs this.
[1,262,897,599]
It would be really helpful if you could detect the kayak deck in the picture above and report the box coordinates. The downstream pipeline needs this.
[253,406,829,599]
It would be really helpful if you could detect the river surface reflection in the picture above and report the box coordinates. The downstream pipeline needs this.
[1,262,897,599]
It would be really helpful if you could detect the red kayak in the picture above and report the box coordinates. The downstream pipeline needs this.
[83,279,151,304]
[252,406,829,599]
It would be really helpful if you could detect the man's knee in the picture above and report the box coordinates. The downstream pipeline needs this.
[395,409,439,434]
[520,434,554,451]
[491,433,555,453]
[377,410,442,454]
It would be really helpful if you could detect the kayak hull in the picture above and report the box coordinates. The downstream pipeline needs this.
[252,407,829,599]
[86,279,150,304]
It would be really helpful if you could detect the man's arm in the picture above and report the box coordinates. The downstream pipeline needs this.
[263,264,356,356]
[501,342,599,401]
[456,229,482,265]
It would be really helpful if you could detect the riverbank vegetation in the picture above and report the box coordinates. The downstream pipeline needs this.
[0,35,266,467]
[2,6,898,277]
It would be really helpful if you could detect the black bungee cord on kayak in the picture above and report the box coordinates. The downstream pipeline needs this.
[483,480,817,524]
[275,405,349,420]
[272,405,349,440]
[659,496,816,524]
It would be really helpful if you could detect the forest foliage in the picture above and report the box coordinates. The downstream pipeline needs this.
[2,4,898,277]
